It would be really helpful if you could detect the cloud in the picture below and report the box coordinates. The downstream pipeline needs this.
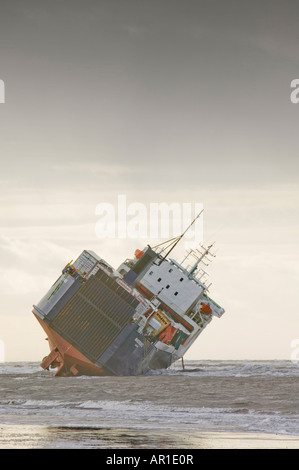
[0,236,73,296]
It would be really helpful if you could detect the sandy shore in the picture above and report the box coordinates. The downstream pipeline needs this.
[0,423,298,449]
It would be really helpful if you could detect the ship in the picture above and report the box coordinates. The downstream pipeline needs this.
[33,217,225,377]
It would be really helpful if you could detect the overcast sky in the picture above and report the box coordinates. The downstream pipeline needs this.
[0,0,298,362]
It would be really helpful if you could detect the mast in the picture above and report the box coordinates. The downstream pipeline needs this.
[155,209,204,264]
[188,243,214,277]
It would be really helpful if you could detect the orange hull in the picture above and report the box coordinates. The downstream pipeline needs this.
[35,315,109,377]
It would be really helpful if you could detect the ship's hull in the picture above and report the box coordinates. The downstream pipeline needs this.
[35,314,174,377]
[35,316,108,376]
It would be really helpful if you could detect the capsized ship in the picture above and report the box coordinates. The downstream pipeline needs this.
[33,231,225,377]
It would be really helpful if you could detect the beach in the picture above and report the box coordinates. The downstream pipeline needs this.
[0,360,298,449]
[0,423,299,449]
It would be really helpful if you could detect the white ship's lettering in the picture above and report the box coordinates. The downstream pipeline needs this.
[116,278,149,307]
[88,263,111,278]
[116,278,132,293]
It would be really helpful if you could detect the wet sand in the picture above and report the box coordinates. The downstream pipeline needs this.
[0,423,298,449]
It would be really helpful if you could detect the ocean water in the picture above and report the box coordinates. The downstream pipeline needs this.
[0,360,298,449]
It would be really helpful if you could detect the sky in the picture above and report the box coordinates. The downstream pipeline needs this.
[0,0,298,362]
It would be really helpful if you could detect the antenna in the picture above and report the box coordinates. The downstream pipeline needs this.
[188,243,215,277]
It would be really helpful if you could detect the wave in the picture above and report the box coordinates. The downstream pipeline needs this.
[1,360,298,437]
[165,360,299,377]
[0,362,42,375]
[1,360,298,378]
[0,397,298,437]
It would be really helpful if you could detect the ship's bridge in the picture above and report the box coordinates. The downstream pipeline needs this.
[137,257,204,317]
